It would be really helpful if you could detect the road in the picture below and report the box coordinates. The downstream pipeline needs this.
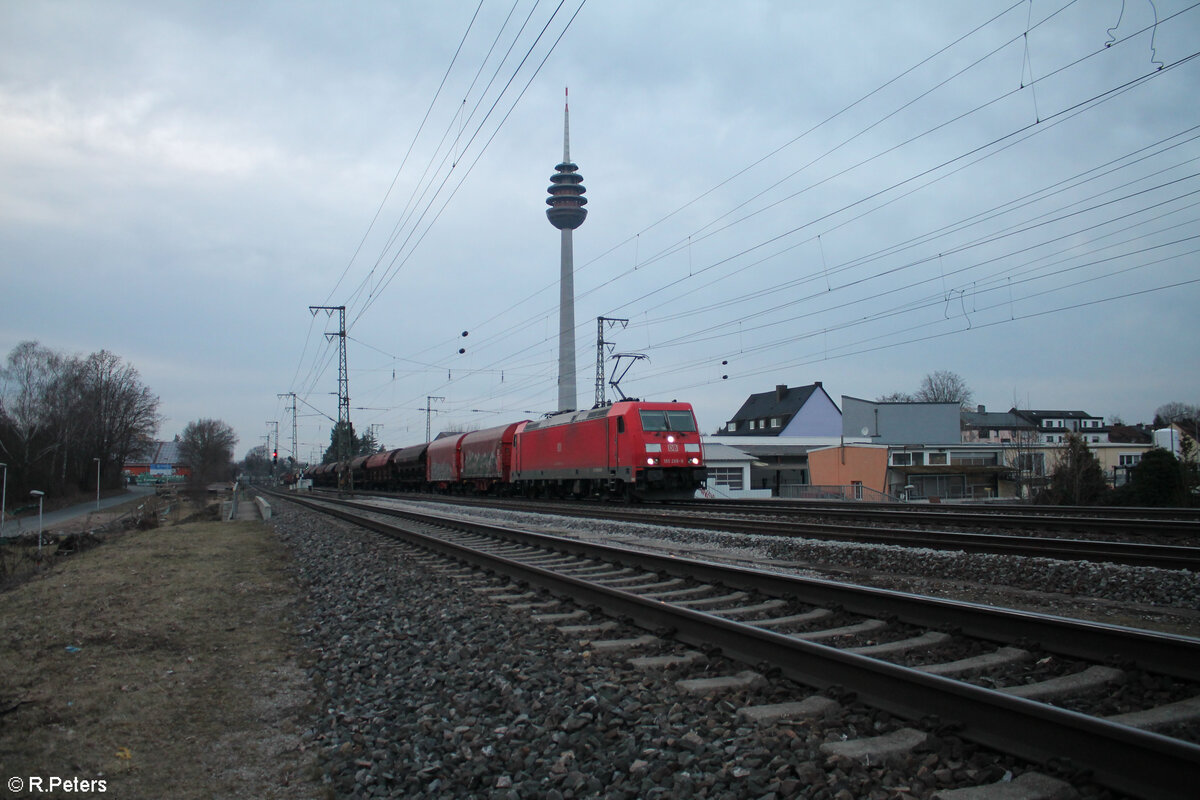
[0,485,157,537]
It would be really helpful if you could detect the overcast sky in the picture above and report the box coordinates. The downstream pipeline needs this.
[3,1,1198,462]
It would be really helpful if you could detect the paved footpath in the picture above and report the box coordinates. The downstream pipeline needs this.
[229,490,267,521]
[0,485,158,538]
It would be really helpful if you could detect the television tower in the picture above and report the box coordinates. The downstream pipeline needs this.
[546,87,587,412]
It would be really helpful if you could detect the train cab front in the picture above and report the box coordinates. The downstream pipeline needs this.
[630,404,706,499]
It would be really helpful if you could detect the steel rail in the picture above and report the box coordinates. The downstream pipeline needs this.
[324,495,1200,680]
[361,491,1200,569]
[582,505,1200,569]
[280,492,1200,800]
[678,498,1200,534]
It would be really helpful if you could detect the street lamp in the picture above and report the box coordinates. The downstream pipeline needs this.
[94,457,101,510]
[30,490,45,557]
[0,462,7,538]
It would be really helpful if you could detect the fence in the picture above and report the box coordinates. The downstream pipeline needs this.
[778,484,900,502]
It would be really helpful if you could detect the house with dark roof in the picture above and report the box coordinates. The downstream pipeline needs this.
[717,382,841,437]
[1013,409,1108,444]
[960,405,1037,444]
[706,383,844,495]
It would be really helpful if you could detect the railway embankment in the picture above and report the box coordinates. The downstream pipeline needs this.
[0,519,320,799]
[7,496,1195,798]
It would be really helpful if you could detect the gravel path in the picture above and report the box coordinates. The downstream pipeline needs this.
[272,501,1122,799]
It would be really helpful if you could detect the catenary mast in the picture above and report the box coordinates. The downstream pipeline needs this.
[546,88,588,412]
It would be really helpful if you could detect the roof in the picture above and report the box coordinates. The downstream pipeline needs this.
[722,382,841,437]
[961,410,1031,429]
[1108,424,1153,444]
[700,442,754,462]
[842,394,960,408]
[1015,409,1101,421]
[129,440,187,465]
[729,383,821,422]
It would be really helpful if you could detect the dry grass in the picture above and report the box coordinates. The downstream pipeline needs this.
[0,520,324,799]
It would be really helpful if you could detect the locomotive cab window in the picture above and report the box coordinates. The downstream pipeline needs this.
[666,411,697,431]
[639,410,698,432]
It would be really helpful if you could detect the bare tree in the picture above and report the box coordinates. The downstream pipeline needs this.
[1003,400,1043,501]
[179,419,238,488]
[914,370,975,409]
[75,350,162,492]
[1155,401,1199,440]
[0,341,161,498]
[1043,433,1108,505]
[240,445,273,480]
[0,341,63,482]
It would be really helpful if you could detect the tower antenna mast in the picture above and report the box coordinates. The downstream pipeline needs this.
[546,87,588,412]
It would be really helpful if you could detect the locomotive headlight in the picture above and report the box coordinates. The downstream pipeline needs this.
[666,435,676,444]
[689,457,701,465]
[646,457,659,466]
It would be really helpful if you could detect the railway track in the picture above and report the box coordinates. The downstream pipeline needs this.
[677,498,1200,537]
[276,491,1200,799]
[327,490,1200,570]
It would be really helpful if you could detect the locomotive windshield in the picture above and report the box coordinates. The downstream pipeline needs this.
[639,410,698,432]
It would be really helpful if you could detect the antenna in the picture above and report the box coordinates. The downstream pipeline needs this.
[546,88,587,412]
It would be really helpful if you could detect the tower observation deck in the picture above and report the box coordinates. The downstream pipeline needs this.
[547,89,587,411]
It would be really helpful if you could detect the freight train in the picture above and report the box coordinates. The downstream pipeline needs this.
[305,400,706,501]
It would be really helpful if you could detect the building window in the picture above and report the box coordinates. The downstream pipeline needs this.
[928,452,947,465]
[727,421,737,432]
[952,452,997,466]
[770,417,781,428]
[709,467,744,491]
[1017,453,1046,475]
[1119,454,1141,467]
[891,452,911,466]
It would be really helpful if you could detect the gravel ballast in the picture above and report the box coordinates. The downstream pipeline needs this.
[271,502,1121,799]
[369,499,1199,629]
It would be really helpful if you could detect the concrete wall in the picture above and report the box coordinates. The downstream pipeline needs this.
[842,396,961,445]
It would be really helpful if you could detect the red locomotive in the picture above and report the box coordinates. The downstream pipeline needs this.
[513,401,704,500]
